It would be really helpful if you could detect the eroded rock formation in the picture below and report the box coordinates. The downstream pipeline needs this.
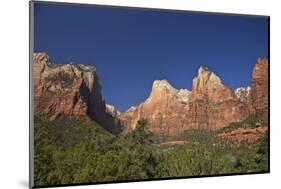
[33,52,121,134]
[218,126,267,143]
[119,80,191,135]
[187,66,249,130]
[249,58,269,122]
[33,52,268,136]
[119,66,253,135]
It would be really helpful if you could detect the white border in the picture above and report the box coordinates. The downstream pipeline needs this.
[1,0,281,189]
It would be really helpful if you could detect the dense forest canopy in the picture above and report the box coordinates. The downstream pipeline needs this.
[34,115,268,186]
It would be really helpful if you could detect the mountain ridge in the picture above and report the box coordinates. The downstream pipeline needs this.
[33,52,268,136]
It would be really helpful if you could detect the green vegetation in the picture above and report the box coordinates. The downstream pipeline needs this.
[34,115,268,187]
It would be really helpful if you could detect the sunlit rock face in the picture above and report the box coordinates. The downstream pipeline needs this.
[187,66,248,130]
[249,58,269,123]
[33,52,122,134]
[119,80,191,135]
[34,52,268,136]
[119,58,267,135]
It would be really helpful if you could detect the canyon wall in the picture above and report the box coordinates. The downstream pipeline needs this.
[33,52,121,134]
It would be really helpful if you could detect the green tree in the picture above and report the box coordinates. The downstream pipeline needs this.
[129,118,153,145]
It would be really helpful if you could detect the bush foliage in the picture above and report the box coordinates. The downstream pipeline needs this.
[34,115,268,186]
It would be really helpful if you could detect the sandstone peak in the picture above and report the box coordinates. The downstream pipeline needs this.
[192,66,222,93]
[197,66,221,83]
[198,66,209,75]
[119,57,267,135]
[147,80,179,103]
[149,80,190,103]
[152,80,177,92]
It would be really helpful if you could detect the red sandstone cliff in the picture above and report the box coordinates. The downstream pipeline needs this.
[33,52,121,134]
[34,53,268,136]
[187,66,249,130]
[119,66,253,135]
[249,58,269,122]
[119,80,191,135]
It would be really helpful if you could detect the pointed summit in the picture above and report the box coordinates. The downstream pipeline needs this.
[147,80,178,102]
[197,66,221,82]
[151,80,177,92]
[148,79,191,104]
[198,66,209,75]
[192,66,222,93]
[119,79,191,135]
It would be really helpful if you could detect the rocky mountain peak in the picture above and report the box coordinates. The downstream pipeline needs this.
[187,65,246,130]
[151,80,178,93]
[148,80,191,104]
[198,66,209,75]
[118,57,267,135]
[119,79,191,135]
[192,66,223,96]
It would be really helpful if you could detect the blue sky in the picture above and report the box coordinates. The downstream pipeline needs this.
[34,2,269,112]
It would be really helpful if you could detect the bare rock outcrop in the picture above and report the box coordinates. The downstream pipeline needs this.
[218,127,267,143]
[119,66,252,135]
[34,53,268,136]
[119,80,191,135]
[33,52,121,134]
[187,66,248,130]
[249,58,269,122]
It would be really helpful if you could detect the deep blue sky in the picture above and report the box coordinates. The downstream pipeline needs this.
[34,2,268,112]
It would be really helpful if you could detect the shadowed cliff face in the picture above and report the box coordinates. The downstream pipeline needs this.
[33,52,122,134]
